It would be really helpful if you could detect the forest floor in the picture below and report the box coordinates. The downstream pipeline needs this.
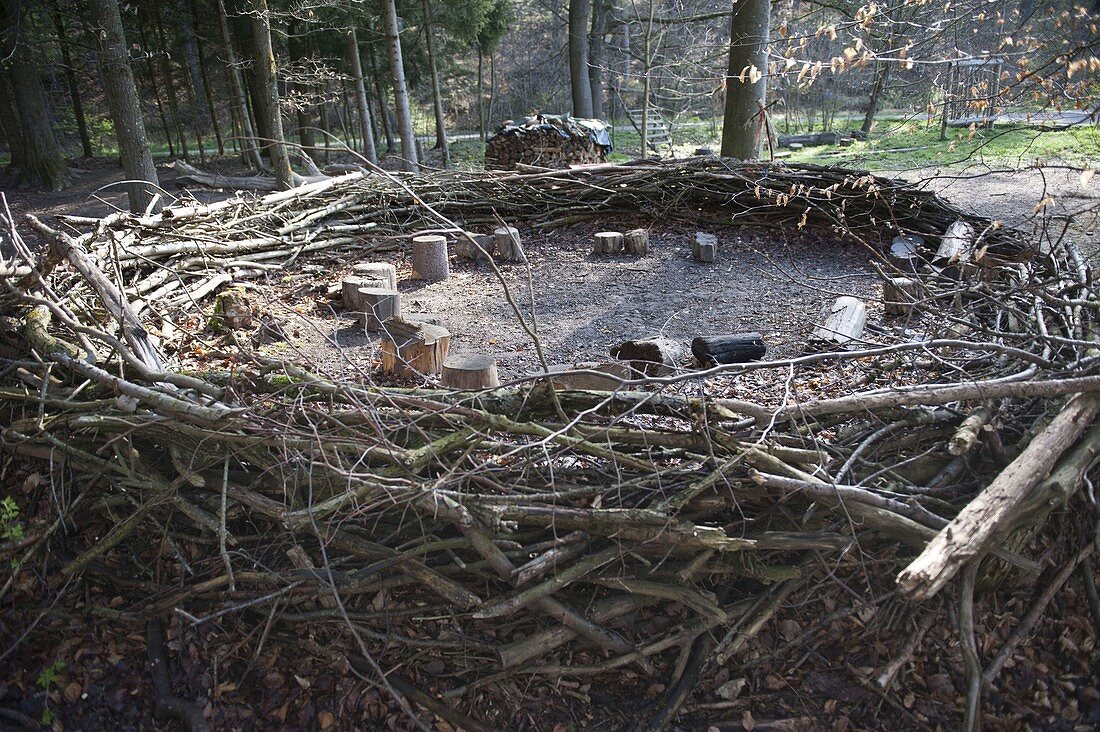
[2,151,1099,731]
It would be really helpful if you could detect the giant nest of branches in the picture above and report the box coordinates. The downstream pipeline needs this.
[1,157,1098,730]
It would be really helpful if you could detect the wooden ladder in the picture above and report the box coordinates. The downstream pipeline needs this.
[623,106,674,154]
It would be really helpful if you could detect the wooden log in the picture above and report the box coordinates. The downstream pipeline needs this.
[883,277,920,316]
[351,262,398,291]
[935,220,975,265]
[359,287,401,332]
[342,275,383,311]
[411,235,450,282]
[455,232,495,262]
[897,393,1100,601]
[593,231,623,255]
[809,296,866,347]
[380,317,451,376]
[543,362,634,391]
[403,313,442,326]
[610,337,685,376]
[494,226,525,262]
[624,229,649,255]
[889,235,925,273]
[693,233,716,263]
[691,333,766,366]
[441,354,500,389]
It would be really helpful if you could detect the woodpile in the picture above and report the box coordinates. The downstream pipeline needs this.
[0,163,1088,730]
[485,114,612,170]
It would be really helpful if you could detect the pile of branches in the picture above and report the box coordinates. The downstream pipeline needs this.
[485,114,612,170]
[1,160,1097,729]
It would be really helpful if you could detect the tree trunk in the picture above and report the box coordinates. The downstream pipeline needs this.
[423,0,449,167]
[88,0,161,213]
[0,77,25,171]
[151,0,190,159]
[588,0,608,119]
[249,0,293,188]
[380,0,418,171]
[345,23,378,164]
[861,60,891,134]
[568,0,594,117]
[191,0,226,156]
[720,0,770,160]
[136,10,175,157]
[477,48,486,141]
[287,20,315,153]
[50,3,94,158]
[0,0,71,189]
[367,44,395,153]
[216,0,262,168]
[177,0,211,161]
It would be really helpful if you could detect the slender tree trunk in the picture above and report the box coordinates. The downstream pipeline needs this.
[88,0,160,212]
[720,0,770,159]
[135,11,174,157]
[345,24,377,163]
[367,44,395,152]
[568,0,594,117]
[286,21,315,153]
[0,77,25,171]
[422,0,448,166]
[191,0,225,156]
[216,0,262,168]
[488,51,496,132]
[380,0,417,171]
[477,49,485,141]
[178,0,215,160]
[588,0,608,119]
[249,0,292,188]
[861,61,891,134]
[318,82,331,162]
[0,0,70,189]
[151,1,190,159]
[50,4,94,158]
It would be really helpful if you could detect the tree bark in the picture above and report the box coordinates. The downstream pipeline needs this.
[380,0,418,171]
[287,20,315,153]
[720,0,770,160]
[0,78,25,171]
[345,23,378,164]
[88,0,161,213]
[861,60,891,134]
[423,0,449,167]
[0,0,71,189]
[588,0,608,119]
[367,44,395,152]
[191,0,226,156]
[50,3,95,158]
[568,0,594,117]
[177,0,212,161]
[151,0,190,159]
[249,0,293,188]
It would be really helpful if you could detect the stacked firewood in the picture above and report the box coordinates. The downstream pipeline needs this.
[485,114,611,170]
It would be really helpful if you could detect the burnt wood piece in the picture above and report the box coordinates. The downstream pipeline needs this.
[691,333,766,366]
[610,337,685,376]
[441,354,500,389]
[411,235,450,282]
[693,233,716,263]
[380,317,451,376]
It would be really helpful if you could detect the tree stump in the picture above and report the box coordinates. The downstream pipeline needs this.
[693,233,716,263]
[210,288,254,331]
[403,313,442,326]
[883,277,920,316]
[352,262,398,291]
[494,226,525,262]
[889,235,924,273]
[441,354,500,389]
[380,318,451,376]
[810,296,867,348]
[359,287,401,332]
[411,235,450,282]
[455,232,495,262]
[691,333,767,365]
[610,337,685,376]
[593,231,623,255]
[624,229,650,255]
[342,275,386,311]
[543,362,633,391]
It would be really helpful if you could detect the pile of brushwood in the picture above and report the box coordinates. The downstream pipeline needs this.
[1,157,1098,730]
